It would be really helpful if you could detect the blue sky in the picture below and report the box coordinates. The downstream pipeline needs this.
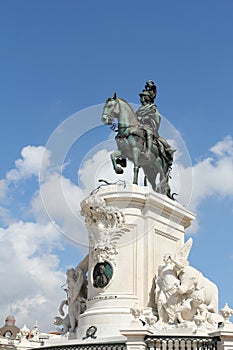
[0,1,233,331]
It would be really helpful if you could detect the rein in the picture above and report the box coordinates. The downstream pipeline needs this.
[105,99,142,138]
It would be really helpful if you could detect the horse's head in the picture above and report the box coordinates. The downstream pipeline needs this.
[101,92,120,125]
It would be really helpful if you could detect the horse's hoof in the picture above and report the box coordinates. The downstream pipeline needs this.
[116,167,123,174]
[116,158,127,167]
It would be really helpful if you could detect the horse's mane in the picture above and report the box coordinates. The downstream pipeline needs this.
[106,96,136,117]
[118,97,135,115]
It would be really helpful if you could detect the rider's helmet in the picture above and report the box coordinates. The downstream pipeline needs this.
[139,80,157,105]
[145,80,157,100]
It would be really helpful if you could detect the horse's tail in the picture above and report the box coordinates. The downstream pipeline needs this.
[142,165,159,192]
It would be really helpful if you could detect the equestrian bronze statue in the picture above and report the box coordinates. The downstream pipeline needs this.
[101,81,175,198]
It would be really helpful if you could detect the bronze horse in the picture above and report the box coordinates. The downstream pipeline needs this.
[101,93,175,197]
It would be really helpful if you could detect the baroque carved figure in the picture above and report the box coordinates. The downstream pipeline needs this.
[154,239,222,331]
[57,255,88,333]
[155,254,181,324]
[65,268,87,332]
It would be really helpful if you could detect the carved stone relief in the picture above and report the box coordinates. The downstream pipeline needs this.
[81,194,129,265]
[153,238,224,332]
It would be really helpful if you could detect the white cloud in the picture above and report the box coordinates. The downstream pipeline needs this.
[181,136,233,233]
[0,145,84,331]
[79,149,120,194]
[0,221,65,331]
[0,206,12,226]
[6,146,50,182]
[0,180,7,200]
[192,155,233,208]
[32,172,89,247]
[78,148,147,196]
[210,135,233,157]
[170,163,193,206]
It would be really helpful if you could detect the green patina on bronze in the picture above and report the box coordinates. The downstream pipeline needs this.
[93,262,113,289]
[101,81,175,198]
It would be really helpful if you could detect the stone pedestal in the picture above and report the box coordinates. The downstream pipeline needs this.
[77,185,195,341]
[121,328,153,350]
[210,323,233,350]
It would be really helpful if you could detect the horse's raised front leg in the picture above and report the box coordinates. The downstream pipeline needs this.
[111,150,124,174]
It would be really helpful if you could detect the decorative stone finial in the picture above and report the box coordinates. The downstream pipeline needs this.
[130,305,144,328]
[220,303,233,323]
[145,315,157,331]
[31,321,40,340]
[19,324,30,339]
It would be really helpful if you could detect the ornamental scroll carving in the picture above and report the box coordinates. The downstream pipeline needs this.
[81,195,129,264]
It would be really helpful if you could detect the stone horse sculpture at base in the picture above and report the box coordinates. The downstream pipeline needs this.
[101,93,175,197]
[154,239,223,331]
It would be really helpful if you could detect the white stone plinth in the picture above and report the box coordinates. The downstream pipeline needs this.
[77,185,195,341]
[210,323,233,350]
[121,328,153,350]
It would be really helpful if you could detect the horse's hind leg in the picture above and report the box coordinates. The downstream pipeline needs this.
[133,165,139,185]
[111,150,124,174]
[131,143,140,185]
